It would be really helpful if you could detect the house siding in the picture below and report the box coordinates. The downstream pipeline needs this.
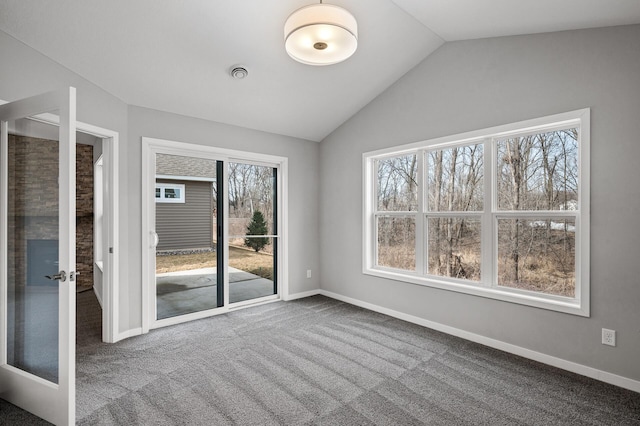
[156,179,212,250]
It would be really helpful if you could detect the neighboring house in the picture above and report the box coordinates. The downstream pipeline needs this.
[155,154,216,251]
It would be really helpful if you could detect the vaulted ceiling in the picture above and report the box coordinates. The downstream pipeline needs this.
[1,0,639,141]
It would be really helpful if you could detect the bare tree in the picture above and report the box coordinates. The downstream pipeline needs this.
[427,145,483,280]
[376,154,418,270]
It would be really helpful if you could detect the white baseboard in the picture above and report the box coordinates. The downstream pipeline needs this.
[319,289,640,394]
[115,327,142,342]
[284,289,321,301]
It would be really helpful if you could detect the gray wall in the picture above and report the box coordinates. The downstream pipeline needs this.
[320,24,640,382]
[156,179,213,251]
[0,31,127,133]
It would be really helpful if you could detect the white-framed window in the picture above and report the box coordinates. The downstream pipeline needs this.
[155,183,185,203]
[363,109,590,316]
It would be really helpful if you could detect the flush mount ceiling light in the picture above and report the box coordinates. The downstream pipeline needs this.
[284,1,358,66]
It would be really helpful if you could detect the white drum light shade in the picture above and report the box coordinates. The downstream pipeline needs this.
[284,3,358,66]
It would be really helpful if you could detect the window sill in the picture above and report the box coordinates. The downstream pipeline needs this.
[363,267,588,317]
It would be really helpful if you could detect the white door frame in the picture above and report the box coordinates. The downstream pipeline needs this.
[0,97,120,344]
[73,123,119,344]
[141,137,289,333]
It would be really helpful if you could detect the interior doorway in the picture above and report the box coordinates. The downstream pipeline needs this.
[75,133,103,345]
[72,122,119,345]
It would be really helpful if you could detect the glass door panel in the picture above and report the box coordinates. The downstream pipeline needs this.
[228,162,277,303]
[6,120,61,382]
[155,153,220,319]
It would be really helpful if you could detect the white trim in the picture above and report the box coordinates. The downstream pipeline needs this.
[365,110,587,158]
[152,307,228,330]
[141,140,153,333]
[60,88,75,426]
[281,160,290,302]
[229,294,279,310]
[116,327,143,341]
[0,122,7,368]
[230,234,280,238]
[318,290,640,394]
[101,132,119,344]
[222,154,230,309]
[93,285,103,308]
[94,155,104,267]
[577,111,590,319]
[284,289,321,301]
[156,174,215,183]
[143,137,286,164]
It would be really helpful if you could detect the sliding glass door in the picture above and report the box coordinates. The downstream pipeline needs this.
[154,154,221,320]
[228,162,278,304]
[143,140,284,328]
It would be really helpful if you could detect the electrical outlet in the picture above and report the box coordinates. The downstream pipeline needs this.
[602,328,616,346]
[306,269,312,279]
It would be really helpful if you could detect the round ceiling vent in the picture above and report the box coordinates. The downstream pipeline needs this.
[230,66,248,79]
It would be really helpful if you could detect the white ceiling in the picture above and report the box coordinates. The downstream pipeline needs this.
[0,0,638,142]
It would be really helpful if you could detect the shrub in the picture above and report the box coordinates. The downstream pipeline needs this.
[245,211,269,252]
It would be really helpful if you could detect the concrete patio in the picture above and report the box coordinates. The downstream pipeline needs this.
[156,267,275,319]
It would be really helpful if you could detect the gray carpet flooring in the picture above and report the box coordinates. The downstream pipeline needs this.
[2,292,640,425]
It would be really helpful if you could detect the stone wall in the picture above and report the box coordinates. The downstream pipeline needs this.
[7,135,94,289]
[76,143,94,289]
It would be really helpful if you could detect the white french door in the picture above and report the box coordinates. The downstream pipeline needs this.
[0,88,77,425]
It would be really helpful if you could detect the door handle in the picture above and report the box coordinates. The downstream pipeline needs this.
[151,231,159,248]
[45,271,67,282]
